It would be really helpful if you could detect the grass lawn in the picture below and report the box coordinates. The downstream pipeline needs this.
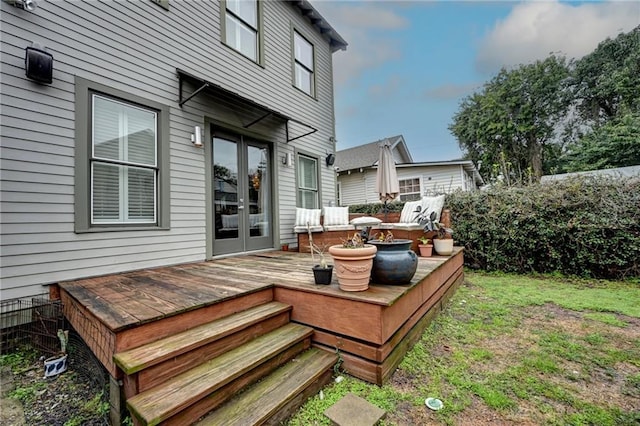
[289,271,640,425]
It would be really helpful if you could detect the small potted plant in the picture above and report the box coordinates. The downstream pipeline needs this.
[416,236,433,257]
[414,209,454,256]
[310,243,333,285]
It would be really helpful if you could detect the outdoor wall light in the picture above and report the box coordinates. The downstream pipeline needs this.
[191,126,202,147]
[25,44,53,84]
[325,153,335,167]
[4,0,37,11]
[282,152,293,167]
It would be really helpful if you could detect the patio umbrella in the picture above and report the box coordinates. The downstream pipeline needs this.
[376,140,400,221]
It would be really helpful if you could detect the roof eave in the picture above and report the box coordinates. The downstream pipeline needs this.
[289,0,348,52]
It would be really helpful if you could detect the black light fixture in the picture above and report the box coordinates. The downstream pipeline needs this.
[25,44,53,84]
[325,153,335,167]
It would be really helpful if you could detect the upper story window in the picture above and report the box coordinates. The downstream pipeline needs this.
[74,77,170,232]
[297,154,318,208]
[399,178,421,201]
[224,0,259,62]
[293,31,315,96]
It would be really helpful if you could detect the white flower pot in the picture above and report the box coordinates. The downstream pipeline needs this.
[432,239,454,255]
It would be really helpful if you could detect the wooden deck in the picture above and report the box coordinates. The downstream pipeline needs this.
[58,249,463,384]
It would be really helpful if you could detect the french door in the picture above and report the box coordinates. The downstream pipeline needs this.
[212,131,272,256]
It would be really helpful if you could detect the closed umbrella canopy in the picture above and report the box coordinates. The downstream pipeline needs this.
[376,140,399,204]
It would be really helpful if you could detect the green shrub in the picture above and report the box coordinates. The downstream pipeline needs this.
[348,201,404,215]
[446,175,640,279]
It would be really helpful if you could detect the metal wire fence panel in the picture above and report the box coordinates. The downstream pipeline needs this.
[1,295,65,356]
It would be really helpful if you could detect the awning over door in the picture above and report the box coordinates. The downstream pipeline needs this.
[177,68,317,143]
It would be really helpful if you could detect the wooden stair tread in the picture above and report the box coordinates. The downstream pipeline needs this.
[127,323,313,425]
[114,301,291,374]
[196,348,337,426]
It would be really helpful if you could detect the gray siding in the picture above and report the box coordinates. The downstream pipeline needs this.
[0,0,338,299]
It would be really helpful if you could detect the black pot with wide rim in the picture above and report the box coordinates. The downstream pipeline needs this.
[312,264,333,285]
[368,239,418,285]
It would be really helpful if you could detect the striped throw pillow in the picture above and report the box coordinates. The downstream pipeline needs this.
[294,208,321,227]
[323,207,349,226]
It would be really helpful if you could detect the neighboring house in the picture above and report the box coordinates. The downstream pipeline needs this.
[0,0,346,300]
[336,136,483,205]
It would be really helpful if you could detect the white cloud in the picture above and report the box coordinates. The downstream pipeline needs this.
[313,1,410,86]
[476,0,640,73]
[423,82,482,101]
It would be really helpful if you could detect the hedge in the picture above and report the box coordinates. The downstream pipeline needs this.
[446,175,640,279]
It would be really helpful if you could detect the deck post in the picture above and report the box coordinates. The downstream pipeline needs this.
[109,376,124,426]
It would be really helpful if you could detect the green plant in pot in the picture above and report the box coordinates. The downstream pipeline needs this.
[310,243,333,285]
[414,209,454,256]
[328,232,377,292]
[416,235,433,257]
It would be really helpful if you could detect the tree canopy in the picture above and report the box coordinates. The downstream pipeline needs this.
[449,55,571,183]
[450,26,640,183]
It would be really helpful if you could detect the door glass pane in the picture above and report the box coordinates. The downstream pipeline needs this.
[247,145,269,237]
[214,138,239,240]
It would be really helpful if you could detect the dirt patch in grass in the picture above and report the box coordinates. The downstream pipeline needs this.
[0,359,108,426]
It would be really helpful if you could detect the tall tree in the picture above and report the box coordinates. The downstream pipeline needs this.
[571,26,640,125]
[560,110,640,172]
[449,55,571,183]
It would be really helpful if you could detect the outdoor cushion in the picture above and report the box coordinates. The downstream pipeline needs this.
[323,224,355,232]
[294,207,323,233]
[398,200,423,223]
[421,195,445,223]
[294,208,321,227]
[323,206,349,226]
[350,216,382,226]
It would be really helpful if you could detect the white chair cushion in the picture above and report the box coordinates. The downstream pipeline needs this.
[399,200,422,223]
[294,208,321,227]
[420,195,445,223]
[350,216,382,226]
[324,224,355,232]
[323,206,349,226]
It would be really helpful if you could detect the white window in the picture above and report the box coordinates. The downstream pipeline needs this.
[91,95,157,224]
[399,178,421,201]
[297,154,318,208]
[225,0,259,61]
[293,31,314,96]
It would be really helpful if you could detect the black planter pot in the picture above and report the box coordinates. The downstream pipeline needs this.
[312,265,333,285]
[368,239,418,285]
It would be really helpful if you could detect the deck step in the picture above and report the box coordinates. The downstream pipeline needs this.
[114,301,292,375]
[196,348,337,426]
[127,323,313,426]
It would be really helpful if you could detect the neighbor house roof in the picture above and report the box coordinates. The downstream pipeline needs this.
[336,135,412,171]
[290,1,347,52]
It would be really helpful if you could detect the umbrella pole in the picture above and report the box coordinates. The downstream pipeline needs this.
[384,200,388,222]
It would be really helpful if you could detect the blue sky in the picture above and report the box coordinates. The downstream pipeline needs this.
[314,0,640,162]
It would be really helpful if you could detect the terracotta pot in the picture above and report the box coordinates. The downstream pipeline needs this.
[418,244,433,257]
[328,244,377,292]
[433,239,454,255]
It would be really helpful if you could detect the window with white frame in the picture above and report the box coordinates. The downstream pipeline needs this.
[398,177,421,201]
[297,154,318,208]
[224,0,259,61]
[91,95,158,224]
[293,31,314,96]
